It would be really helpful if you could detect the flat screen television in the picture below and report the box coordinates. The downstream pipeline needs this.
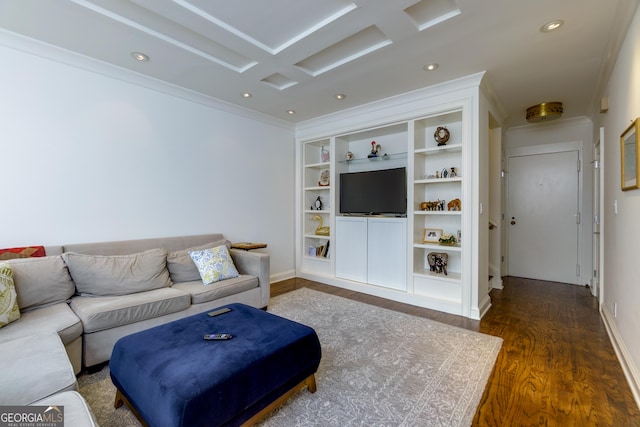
[339,167,407,216]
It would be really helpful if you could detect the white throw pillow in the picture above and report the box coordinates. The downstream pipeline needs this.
[189,245,239,285]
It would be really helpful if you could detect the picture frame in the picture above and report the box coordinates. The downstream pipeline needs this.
[423,228,443,243]
[621,118,640,191]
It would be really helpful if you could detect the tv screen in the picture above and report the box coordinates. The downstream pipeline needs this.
[339,167,407,215]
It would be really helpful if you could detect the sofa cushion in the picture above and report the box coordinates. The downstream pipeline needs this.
[63,248,172,296]
[172,275,259,304]
[167,239,231,283]
[0,302,83,346]
[8,256,76,312]
[189,245,239,285]
[70,287,191,333]
[34,391,98,427]
[0,262,20,328]
[0,332,77,405]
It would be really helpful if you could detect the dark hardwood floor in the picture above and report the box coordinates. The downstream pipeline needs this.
[271,276,640,426]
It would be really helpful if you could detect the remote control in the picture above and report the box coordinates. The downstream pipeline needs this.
[208,307,231,317]
[204,333,233,340]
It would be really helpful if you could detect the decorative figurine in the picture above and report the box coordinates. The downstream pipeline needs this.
[312,215,330,236]
[346,151,354,161]
[427,252,448,275]
[313,196,323,211]
[447,198,461,211]
[318,170,330,186]
[450,167,457,177]
[368,141,381,158]
[321,146,329,162]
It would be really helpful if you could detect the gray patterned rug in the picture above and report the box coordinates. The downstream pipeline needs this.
[78,288,502,426]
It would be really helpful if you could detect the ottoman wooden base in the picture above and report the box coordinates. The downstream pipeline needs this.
[114,373,317,427]
[110,303,321,427]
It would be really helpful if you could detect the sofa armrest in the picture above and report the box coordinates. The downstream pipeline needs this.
[229,249,270,308]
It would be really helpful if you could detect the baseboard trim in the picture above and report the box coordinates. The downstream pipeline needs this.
[270,270,296,284]
[489,276,504,290]
[601,306,640,408]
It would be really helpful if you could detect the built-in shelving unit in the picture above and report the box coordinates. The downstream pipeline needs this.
[302,138,332,275]
[296,73,493,320]
[411,111,464,308]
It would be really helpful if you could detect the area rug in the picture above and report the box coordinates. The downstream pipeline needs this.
[78,288,502,426]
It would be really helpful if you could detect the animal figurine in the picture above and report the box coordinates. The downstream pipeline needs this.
[447,198,461,211]
[312,215,330,236]
[427,252,448,275]
[313,196,323,210]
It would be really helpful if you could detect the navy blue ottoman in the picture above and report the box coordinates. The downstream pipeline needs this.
[110,303,321,427]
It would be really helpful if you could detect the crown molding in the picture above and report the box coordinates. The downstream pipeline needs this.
[295,72,487,141]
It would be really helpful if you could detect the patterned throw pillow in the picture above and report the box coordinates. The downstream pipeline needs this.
[189,245,239,285]
[0,262,21,328]
[0,246,46,260]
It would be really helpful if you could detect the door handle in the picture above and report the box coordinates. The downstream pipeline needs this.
[510,217,516,225]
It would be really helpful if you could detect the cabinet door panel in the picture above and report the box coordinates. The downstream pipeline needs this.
[368,218,407,290]
[335,217,368,282]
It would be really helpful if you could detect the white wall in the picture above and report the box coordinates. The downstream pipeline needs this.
[592,3,640,403]
[0,36,296,281]
[503,117,594,286]
[488,127,502,289]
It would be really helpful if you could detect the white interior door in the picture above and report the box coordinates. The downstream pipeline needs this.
[507,150,580,284]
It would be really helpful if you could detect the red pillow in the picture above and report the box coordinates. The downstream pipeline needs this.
[0,246,46,260]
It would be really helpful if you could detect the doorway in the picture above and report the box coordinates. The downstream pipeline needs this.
[506,143,582,284]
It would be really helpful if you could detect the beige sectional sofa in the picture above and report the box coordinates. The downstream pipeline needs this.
[0,233,270,423]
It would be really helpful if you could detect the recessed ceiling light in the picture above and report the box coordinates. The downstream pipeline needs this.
[423,63,439,71]
[131,52,149,62]
[540,20,563,32]
[287,110,296,115]
[334,94,346,100]
[241,92,252,98]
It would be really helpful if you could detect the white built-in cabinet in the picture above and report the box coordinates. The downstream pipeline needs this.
[411,111,465,307]
[335,216,407,290]
[301,138,332,277]
[296,74,491,319]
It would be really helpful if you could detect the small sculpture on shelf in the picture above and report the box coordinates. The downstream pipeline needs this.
[311,215,330,236]
[312,196,323,211]
[420,200,445,211]
[321,146,330,162]
[438,233,457,246]
[368,140,381,158]
[346,151,354,161]
[427,252,448,275]
[447,198,461,211]
[318,170,330,187]
[434,126,450,146]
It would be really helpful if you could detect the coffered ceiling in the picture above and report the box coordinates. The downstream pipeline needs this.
[0,0,637,126]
